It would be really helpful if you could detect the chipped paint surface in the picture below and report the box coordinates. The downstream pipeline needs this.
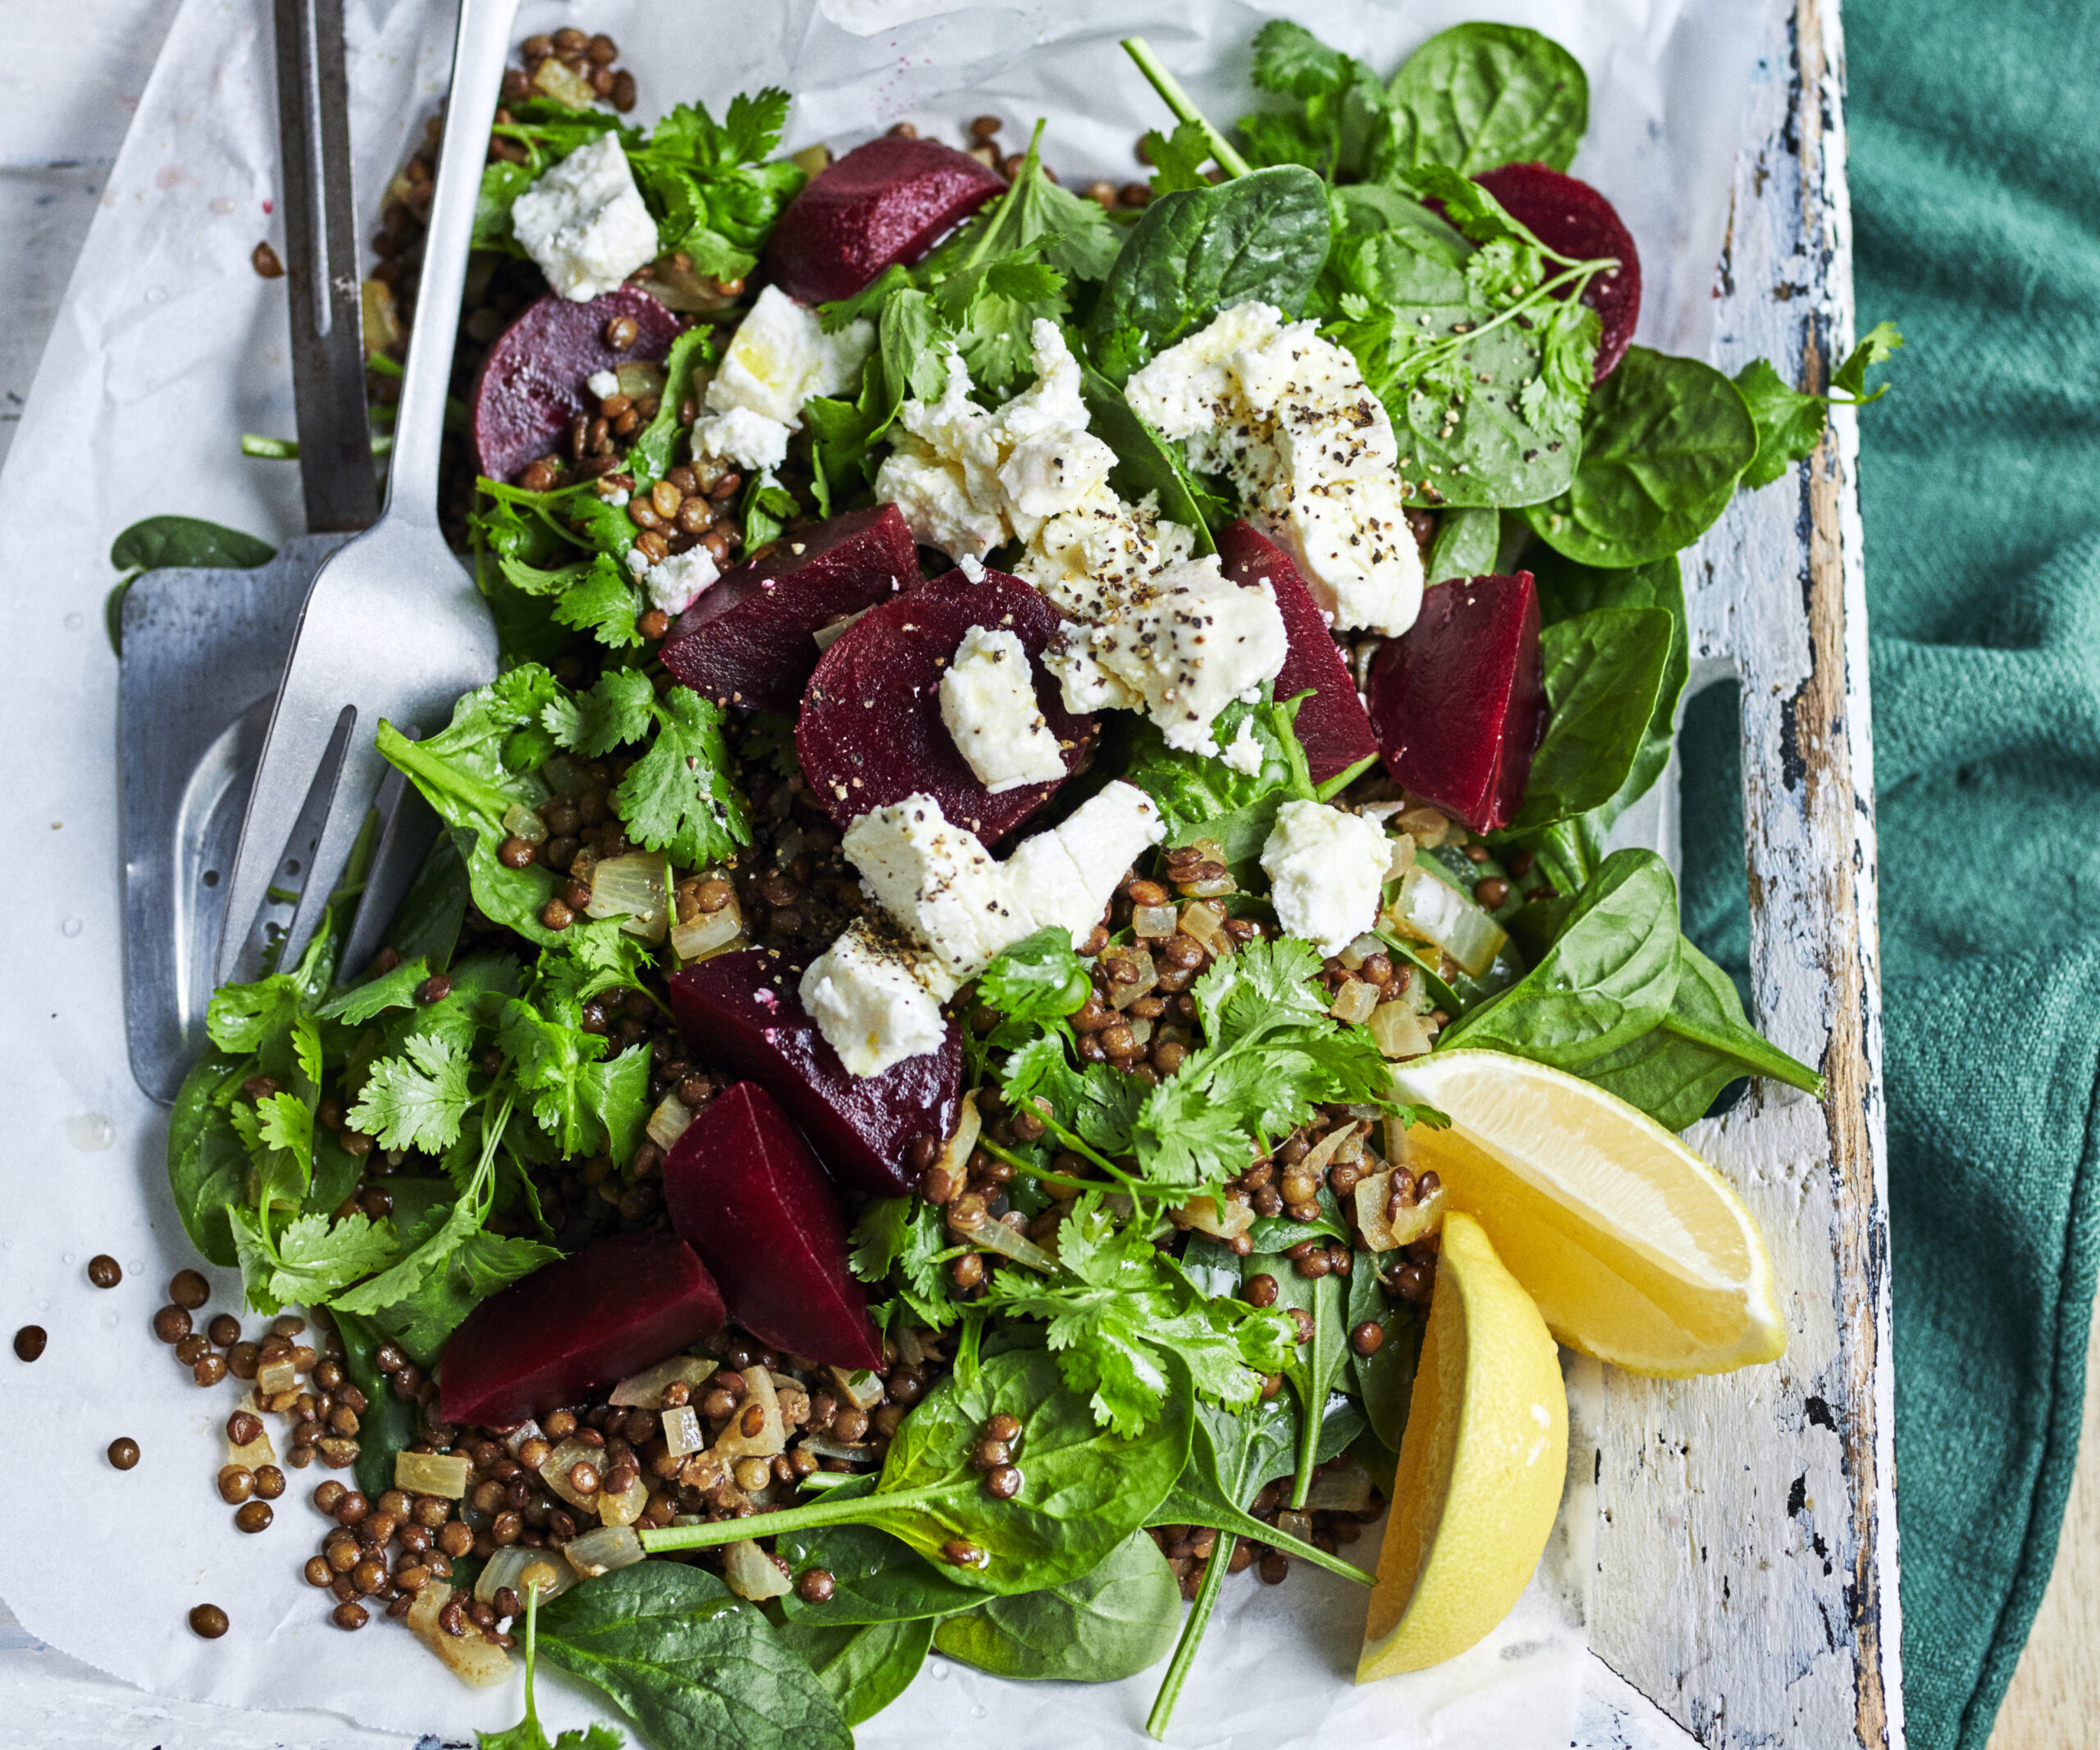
[1586,2,1903,1746]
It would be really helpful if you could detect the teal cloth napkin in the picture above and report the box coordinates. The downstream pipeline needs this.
[1679,2,2100,1743]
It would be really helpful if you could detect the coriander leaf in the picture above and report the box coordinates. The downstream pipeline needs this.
[240,1209,398,1310]
[317,956,431,1025]
[546,667,656,758]
[1830,321,1904,403]
[849,1198,915,1285]
[351,1033,476,1152]
[739,471,799,551]
[1731,357,1832,491]
[977,929,1091,1027]
[1000,1035,1143,1159]
[628,328,719,482]
[1235,21,1389,182]
[613,687,746,866]
[1143,119,1213,195]
[552,555,646,649]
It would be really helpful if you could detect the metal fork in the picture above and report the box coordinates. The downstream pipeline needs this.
[217,0,519,984]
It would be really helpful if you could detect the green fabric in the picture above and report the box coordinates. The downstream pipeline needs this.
[1678,2,2100,1744]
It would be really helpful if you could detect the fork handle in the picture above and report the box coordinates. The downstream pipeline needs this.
[385,0,521,528]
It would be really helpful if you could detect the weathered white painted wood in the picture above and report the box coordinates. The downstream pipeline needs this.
[1591,2,1901,1747]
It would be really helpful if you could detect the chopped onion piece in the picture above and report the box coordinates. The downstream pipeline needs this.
[935,1092,981,1190]
[1128,1017,1153,1048]
[830,1367,884,1411]
[1276,1509,1314,1547]
[646,1092,694,1151]
[225,1392,275,1468]
[501,802,547,845]
[1100,944,1157,1009]
[970,1218,1058,1273]
[1304,1455,1373,1514]
[712,1365,786,1459]
[1178,898,1231,956]
[501,1419,546,1457]
[395,1451,473,1499]
[585,851,671,943]
[1354,1168,1445,1250]
[407,1582,513,1686]
[596,1473,649,1527]
[532,54,596,106]
[660,1405,705,1458]
[1386,834,1417,881]
[1301,1120,1364,1181]
[812,606,872,652]
[563,1524,644,1580]
[360,279,402,359]
[1369,1001,1433,1060]
[798,1432,877,1462]
[1133,904,1179,939]
[477,1544,575,1606]
[1386,865,1506,977]
[1331,979,1380,1026]
[1395,806,1451,848]
[255,1355,299,1396]
[538,1436,609,1514]
[609,1355,718,1408]
[1176,1193,1255,1241]
[1177,837,1236,898]
[896,1324,927,1367]
[670,902,744,964]
[724,1539,792,1601]
[1348,933,1384,966]
[614,360,668,401]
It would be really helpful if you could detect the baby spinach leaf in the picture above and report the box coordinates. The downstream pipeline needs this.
[109,514,275,573]
[1438,848,1680,1068]
[641,1346,1192,1595]
[1581,936,1824,1128]
[1119,693,1316,876]
[775,1479,988,1625]
[933,1532,1181,1682]
[1509,606,1676,831]
[333,1306,422,1503]
[1249,1252,1349,1506]
[1382,23,1589,175]
[536,1561,850,1750]
[378,829,470,972]
[772,1615,930,1727]
[1347,1263,1420,1451]
[1525,347,1757,567]
[1427,506,1500,583]
[167,1053,252,1267]
[1088,166,1331,383]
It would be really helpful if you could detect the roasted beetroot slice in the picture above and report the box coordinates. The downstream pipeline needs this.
[668,949,958,1199]
[659,505,920,715]
[1219,520,1378,785]
[437,1232,725,1428]
[1475,162,1641,382]
[1367,573,1544,832]
[664,1082,883,1371]
[765,136,1005,306]
[469,286,683,484]
[797,567,1093,841]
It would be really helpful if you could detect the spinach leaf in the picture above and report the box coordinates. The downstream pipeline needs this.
[933,1532,1181,1682]
[1526,551,1688,834]
[1526,347,1757,567]
[167,1053,251,1268]
[1148,1395,1370,1582]
[1581,936,1824,1127]
[109,514,275,573]
[381,829,471,971]
[536,1562,850,1750]
[1509,606,1675,831]
[1382,23,1589,175]
[1245,1186,1349,1253]
[1088,166,1331,383]
[1427,506,1500,583]
[641,1344,1192,1594]
[1119,693,1317,877]
[1438,848,1679,1067]
[774,1478,989,1624]
[333,1306,421,1502]
[772,1615,930,1727]
[1347,1262,1420,1451]
[1249,1252,1349,1506]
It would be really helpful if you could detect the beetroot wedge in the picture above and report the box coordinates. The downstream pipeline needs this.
[664,1082,883,1371]
[766,136,1005,306]
[797,566,1093,841]
[438,1232,725,1428]
[660,505,920,715]
[1475,162,1641,381]
[669,948,959,1199]
[470,286,683,483]
[1219,521,1378,785]
[1367,573,1544,832]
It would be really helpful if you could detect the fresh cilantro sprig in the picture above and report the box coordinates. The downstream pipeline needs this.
[480,1562,624,1750]
[1733,322,1905,489]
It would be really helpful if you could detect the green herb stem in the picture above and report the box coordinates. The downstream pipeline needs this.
[1146,1529,1234,1740]
[637,1481,961,1555]
[974,1135,1097,1195]
[1121,38,1252,180]
[241,432,394,459]
[1400,255,1616,373]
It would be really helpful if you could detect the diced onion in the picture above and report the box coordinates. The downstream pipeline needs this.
[256,1355,299,1396]
[501,802,547,845]
[1369,1001,1433,1060]
[1395,806,1452,848]
[799,1433,877,1462]
[972,1217,1058,1273]
[724,1539,792,1601]
[1101,944,1157,1009]
[585,851,671,943]
[812,607,871,651]
[395,1451,473,1499]
[1354,1167,1445,1250]
[1301,1120,1364,1181]
[1304,1456,1374,1515]
[477,1544,575,1606]
[661,1405,705,1458]
[502,1419,546,1456]
[532,55,596,106]
[712,1366,787,1459]
[609,1355,718,1408]
[1128,1017,1153,1048]
[538,1436,609,1513]
[830,1367,884,1411]
[1176,837,1236,898]
[646,1092,694,1151]
[1386,834,1417,881]
[1276,1509,1314,1547]
[1176,1193,1255,1240]
[1179,899,1231,956]
[790,142,832,176]
[408,1583,513,1686]
[596,1474,649,1528]
[1133,904,1179,939]
[1386,865,1507,977]
[935,1093,981,1189]
[669,903,743,963]
[614,360,667,401]
[563,1524,644,1580]
[1331,979,1380,1026]
[225,1392,275,1468]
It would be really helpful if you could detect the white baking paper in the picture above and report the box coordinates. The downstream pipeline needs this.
[0,0,1773,1743]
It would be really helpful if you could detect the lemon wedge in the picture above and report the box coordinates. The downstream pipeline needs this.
[1359,1212,1567,1678]
[1390,1049,1786,1375]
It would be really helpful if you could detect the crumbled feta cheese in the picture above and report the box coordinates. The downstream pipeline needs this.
[956,553,988,583]
[624,548,651,578]
[1005,782,1166,943]
[706,284,872,428]
[1259,800,1393,957]
[587,368,621,400]
[800,918,955,1077]
[509,134,662,303]
[874,350,1010,559]
[1128,301,1425,637]
[939,626,1066,794]
[646,546,721,616]
[1047,556,1288,755]
[842,795,1029,985]
[693,405,792,473]
[1220,716,1264,775]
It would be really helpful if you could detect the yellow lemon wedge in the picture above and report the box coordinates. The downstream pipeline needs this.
[1390,1049,1786,1376]
[1359,1212,1567,1679]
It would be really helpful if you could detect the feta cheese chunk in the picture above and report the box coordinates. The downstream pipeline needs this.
[801,918,956,1077]
[1259,800,1393,957]
[706,284,872,428]
[510,134,661,303]
[1128,301,1424,637]
[842,795,1028,984]
[586,368,621,400]
[1048,557,1288,755]
[939,625,1066,794]
[874,351,1010,559]
[1006,781,1166,943]
[1221,716,1265,775]
[693,405,791,473]
[645,546,721,617]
